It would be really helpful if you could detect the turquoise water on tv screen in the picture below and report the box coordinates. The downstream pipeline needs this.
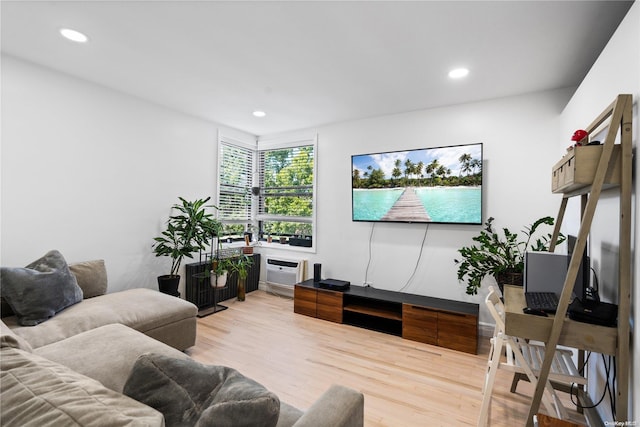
[352,188,403,220]
[415,187,481,223]
[352,187,481,223]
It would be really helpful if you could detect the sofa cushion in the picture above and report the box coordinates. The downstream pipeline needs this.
[35,323,190,393]
[0,319,32,352]
[276,403,304,427]
[124,353,280,427]
[6,288,197,349]
[69,259,108,298]
[0,250,83,326]
[0,346,164,427]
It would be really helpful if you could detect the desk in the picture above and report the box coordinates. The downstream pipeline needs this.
[503,285,616,356]
[505,285,619,425]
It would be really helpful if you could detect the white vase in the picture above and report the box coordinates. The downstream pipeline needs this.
[211,271,227,288]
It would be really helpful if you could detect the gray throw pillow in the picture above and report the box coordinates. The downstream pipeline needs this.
[123,353,280,427]
[0,250,83,326]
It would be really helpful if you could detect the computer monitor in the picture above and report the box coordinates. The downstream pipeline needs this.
[567,235,590,302]
[523,238,589,300]
[524,252,570,295]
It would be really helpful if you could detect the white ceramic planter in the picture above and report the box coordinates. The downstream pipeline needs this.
[211,271,227,288]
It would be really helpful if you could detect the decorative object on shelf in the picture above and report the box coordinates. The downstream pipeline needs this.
[152,197,221,297]
[242,232,254,254]
[571,129,589,145]
[454,216,565,295]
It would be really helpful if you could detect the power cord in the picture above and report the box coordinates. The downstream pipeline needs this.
[363,223,376,286]
[363,222,429,291]
[569,352,617,420]
[397,223,430,292]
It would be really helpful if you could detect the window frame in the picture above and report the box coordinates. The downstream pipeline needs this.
[216,131,317,252]
[256,133,317,252]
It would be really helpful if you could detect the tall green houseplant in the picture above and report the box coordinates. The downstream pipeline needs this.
[152,197,221,295]
[230,254,253,301]
[455,216,565,295]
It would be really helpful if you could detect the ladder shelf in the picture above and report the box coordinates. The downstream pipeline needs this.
[526,94,632,426]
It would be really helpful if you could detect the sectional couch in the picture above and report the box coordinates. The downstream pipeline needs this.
[0,253,364,426]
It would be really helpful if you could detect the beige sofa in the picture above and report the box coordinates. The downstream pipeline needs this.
[2,287,198,351]
[1,262,364,427]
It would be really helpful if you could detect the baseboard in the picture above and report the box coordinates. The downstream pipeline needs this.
[478,322,494,338]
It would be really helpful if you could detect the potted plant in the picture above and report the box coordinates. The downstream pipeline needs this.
[230,254,253,301]
[211,256,232,288]
[152,197,221,296]
[454,216,565,295]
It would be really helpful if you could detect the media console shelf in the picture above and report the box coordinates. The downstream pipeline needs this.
[294,279,479,354]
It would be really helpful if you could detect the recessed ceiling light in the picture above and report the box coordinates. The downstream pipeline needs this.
[252,110,266,118]
[60,28,89,43]
[448,68,469,79]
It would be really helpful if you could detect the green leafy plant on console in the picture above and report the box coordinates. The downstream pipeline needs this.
[152,197,221,277]
[454,216,565,295]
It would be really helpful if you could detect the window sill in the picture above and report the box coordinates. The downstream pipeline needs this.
[253,241,316,254]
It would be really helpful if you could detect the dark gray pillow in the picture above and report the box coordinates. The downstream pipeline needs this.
[123,353,280,427]
[0,250,83,326]
[1,297,14,318]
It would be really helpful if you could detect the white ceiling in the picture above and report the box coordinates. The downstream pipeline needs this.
[1,1,633,136]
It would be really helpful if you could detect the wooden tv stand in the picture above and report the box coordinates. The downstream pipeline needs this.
[294,280,479,354]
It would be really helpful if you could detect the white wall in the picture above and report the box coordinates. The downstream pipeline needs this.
[258,88,574,325]
[5,54,574,317]
[0,55,253,296]
[559,2,639,422]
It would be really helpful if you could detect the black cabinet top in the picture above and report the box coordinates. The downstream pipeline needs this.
[297,279,478,315]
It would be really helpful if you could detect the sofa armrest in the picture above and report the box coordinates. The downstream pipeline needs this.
[292,385,364,427]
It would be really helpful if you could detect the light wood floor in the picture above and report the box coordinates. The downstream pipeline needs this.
[186,290,579,426]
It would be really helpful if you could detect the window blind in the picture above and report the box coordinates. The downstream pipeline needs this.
[218,141,253,222]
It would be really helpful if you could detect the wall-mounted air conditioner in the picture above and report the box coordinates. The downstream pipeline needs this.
[265,256,307,297]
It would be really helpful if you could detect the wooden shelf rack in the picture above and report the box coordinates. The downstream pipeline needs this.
[524,94,632,425]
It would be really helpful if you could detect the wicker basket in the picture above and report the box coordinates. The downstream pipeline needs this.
[495,271,523,294]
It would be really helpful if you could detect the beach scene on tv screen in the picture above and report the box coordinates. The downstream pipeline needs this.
[352,144,482,224]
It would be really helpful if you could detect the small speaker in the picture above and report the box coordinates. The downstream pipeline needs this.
[313,263,321,283]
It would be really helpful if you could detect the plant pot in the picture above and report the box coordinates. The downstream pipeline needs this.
[495,271,523,294]
[211,271,228,288]
[157,275,180,297]
[237,278,246,301]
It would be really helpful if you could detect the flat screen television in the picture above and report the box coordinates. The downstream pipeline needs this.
[351,142,483,224]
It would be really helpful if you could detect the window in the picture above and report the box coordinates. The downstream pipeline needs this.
[257,142,315,242]
[217,138,254,240]
[216,133,316,248]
